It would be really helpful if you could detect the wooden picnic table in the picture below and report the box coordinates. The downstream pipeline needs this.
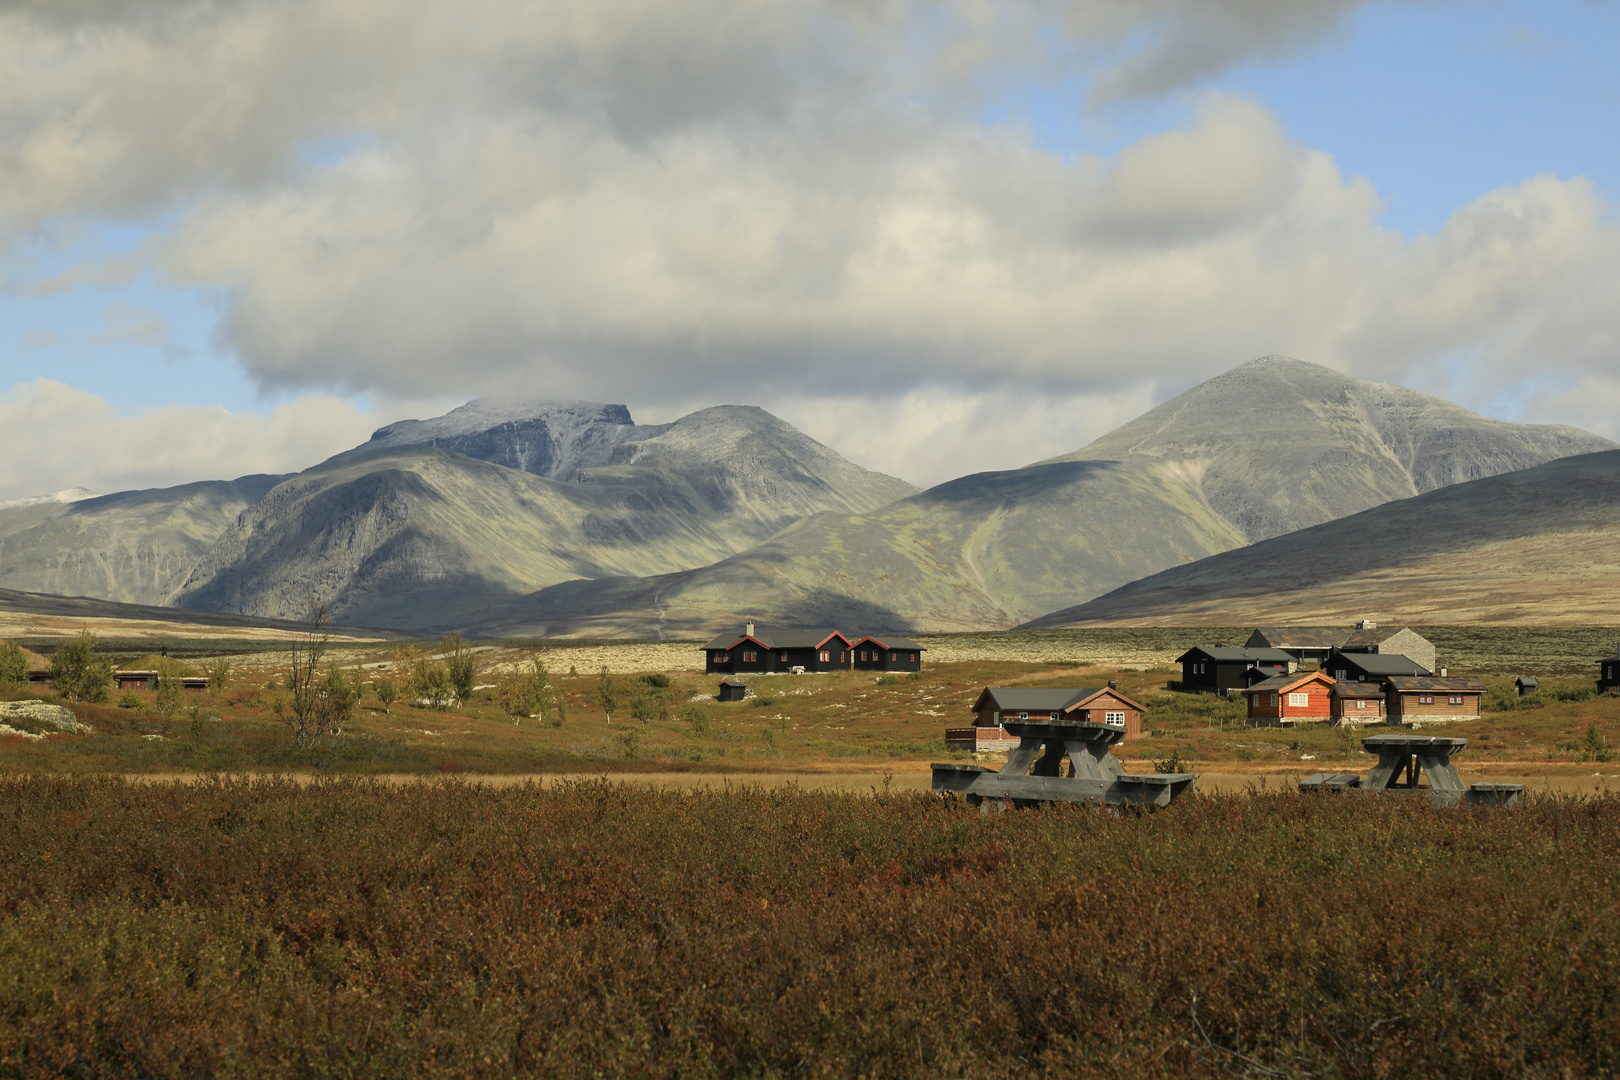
[1300,733,1523,807]
[932,720,1195,809]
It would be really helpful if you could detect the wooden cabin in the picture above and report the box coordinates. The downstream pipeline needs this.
[1323,650,1431,683]
[717,679,747,702]
[1516,677,1539,697]
[1384,676,1487,725]
[849,635,924,673]
[969,683,1146,739]
[1176,646,1293,692]
[971,687,1085,727]
[1330,681,1386,724]
[703,625,854,674]
[1245,671,1336,726]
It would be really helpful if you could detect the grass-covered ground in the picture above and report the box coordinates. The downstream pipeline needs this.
[1,775,1615,1077]
[2,628,1617,780]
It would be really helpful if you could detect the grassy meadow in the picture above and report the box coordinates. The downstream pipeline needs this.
[3,628,1619,1076]
[1,774,1616,1077]
[1,626,1617,781]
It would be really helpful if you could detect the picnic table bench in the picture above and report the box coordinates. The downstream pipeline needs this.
[1299,733,1523,808]
[932,720,1195,809]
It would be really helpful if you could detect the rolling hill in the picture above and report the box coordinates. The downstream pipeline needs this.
[1022,448,1620,628]
[0,476,288,606]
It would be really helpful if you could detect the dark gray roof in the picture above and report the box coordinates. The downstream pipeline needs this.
[1331,681,1386,699]
[1249,628,1347,650]
[1177,646,1293,663]
[701,627,848,650]
[1327,651,1431,677]
[854,635,924,651]
[1387,676,1488,692]
[976,687,1097,713]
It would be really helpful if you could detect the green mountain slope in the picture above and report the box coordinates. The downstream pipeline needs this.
[1023,448,1620,628]
[0,476,287,606]
[172,406,918,627]
[469,356,1614,635]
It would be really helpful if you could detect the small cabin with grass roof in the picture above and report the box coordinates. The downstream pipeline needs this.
[1245,671,1336,726]
[114,655,208,692]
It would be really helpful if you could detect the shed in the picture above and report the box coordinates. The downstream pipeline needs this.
[1598,647,1620,693]
[1515,676,1539,697]
[717,679,748,702]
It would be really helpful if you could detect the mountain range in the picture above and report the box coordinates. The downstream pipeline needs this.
[1,356,1612,635]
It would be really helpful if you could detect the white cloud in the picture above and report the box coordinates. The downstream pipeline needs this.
[0,379,396,501]
[6,0,1619,499]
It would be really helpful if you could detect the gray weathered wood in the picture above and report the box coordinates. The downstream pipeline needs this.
[931,720,1193,808]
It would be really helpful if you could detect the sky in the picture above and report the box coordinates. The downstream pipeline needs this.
[1,0,1617,500]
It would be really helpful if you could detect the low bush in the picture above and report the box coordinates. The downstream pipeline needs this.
[0,778,1615,1077]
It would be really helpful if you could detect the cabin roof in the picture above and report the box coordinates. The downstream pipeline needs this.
[1331,680,1386,700]
[1327,651,1431,677]
[701,628,849,650]
[1177,646,1293,663]
[1341,626,1421,648]
[1386,676,1488,693]
[1246,671,1335,694]
[1250,627,1347,650]
[973,686,1093,714]
[852,635,924,651]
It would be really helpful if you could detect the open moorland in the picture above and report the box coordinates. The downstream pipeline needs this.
[1,626,1617,789]
[1,775,1616,1077]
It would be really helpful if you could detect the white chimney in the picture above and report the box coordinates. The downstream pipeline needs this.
[1357,619,1377,630]
[746,621,755,637]
[1439,667,1447,677]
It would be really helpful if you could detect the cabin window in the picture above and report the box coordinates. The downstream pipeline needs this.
[890,652,897,662]
[1447,695,1464,706]
[743,651,756,662]
[1018,712,1028,719]
[1419,694,1434,704]
[910,653,917,662]
[1356,699,1367,709]
[717,652,729,663]
[1288,692,1308,707]
[819,651,830,662]
[780,652,787,662]
[1104,712,1125,725]
[1270,694,1279,707]
[1335,670,1347,680]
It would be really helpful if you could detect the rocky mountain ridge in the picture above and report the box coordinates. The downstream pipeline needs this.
[456,357,1615,636]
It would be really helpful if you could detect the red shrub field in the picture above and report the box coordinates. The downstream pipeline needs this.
[1,776,1617,1077]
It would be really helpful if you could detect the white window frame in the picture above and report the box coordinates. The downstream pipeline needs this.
[1104,711,1126,727]
[1288,692,1309,707]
